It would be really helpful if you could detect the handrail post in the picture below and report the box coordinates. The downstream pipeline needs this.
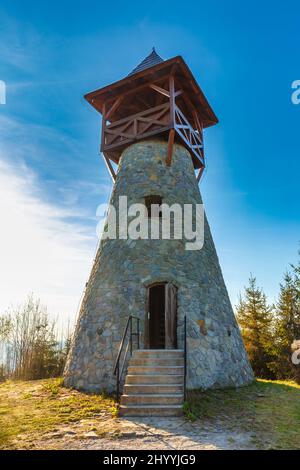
[184,315,187,401]
[130,317,133,355]
[113,315,141,403]
[116,361,120,402]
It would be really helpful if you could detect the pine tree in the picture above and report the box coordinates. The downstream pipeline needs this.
[292,253,300,384]
[272,253,300,381]
[236,275,274,378]
[271,273,300,378]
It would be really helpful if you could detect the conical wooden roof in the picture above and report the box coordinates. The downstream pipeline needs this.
[128,48,164,76]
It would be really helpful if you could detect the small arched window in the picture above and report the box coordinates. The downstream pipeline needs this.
[145,195,162,218]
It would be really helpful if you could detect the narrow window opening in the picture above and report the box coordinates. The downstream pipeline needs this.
[145,195,162,218]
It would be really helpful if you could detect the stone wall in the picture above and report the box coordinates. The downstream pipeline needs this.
[64,140,254,392]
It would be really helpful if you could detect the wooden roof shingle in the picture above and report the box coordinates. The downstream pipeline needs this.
[128,48,164,76]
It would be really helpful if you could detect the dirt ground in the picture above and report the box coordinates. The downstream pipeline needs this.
[27,416,256,450]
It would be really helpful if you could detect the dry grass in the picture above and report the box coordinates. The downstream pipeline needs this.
[0,378,117,449]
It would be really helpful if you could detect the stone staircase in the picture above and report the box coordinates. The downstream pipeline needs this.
[119,349,184,417]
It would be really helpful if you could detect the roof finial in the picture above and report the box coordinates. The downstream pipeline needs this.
[152,46,155,52]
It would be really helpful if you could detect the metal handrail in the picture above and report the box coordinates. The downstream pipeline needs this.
[183,315,187,401]
[113,315,140,402]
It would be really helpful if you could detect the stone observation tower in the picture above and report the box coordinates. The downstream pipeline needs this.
[64,49,253,415]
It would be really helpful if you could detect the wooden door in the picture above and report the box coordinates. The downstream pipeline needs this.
[147,284,165,349]
[165,283,177,349]
[144,287,150,349]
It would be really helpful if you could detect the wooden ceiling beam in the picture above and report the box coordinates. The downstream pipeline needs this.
[103,74,170,107]
[105,96,124,121]
[150,84,170,98]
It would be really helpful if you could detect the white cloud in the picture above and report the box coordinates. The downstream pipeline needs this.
[0,158,97,325]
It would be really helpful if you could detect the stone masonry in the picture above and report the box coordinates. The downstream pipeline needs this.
[64,140,254,392]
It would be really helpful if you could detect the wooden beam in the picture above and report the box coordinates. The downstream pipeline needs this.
[150,84,170,98]
[196,166,204,182]
[166,128,175,166]
[100,102,107,151]
[133,118,138,136]
[176,126,204,166]
[103,153,116,182]
[174,105,204,164]
[136,94,151,108]
[104,73,170,107]
[174,90,183,98]
[192,109,203,139]
[193,110,204,164]
[105,96,124,121]
[106,103,169,129]
[169,75,175,127]
[103,125,171,152]
[103,102,170,150]
[105,118,134,143]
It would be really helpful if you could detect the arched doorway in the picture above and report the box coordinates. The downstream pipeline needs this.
[145,282,177,349]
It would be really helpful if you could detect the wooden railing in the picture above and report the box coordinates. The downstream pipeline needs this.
[102,103,170,152]
[174,106,204,166]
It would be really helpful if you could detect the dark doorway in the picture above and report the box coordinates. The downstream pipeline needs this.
[146,283,177,349]
[148,284,165,349]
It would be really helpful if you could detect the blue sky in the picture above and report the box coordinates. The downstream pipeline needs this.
[0,0,299,321]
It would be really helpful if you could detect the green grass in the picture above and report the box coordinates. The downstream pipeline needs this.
[0,378,117,449]
[184,379,300,449]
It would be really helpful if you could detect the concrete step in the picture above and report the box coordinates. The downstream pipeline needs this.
[123,384,184,394]
[120,349,185,417]
[128,365,184,375]
[119,405,183,417]
[130,357,184,367]
[121,394,183,406]
[132,349,184,359]
[125,374,184,385]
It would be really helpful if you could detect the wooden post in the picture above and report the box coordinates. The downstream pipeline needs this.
[100,102,106,152]
[169,75,175,127]
[166,128,175,166]
[197,166,204,182]
[103,153,116,182]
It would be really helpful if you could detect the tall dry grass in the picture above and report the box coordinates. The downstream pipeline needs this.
[0,295,71,381]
